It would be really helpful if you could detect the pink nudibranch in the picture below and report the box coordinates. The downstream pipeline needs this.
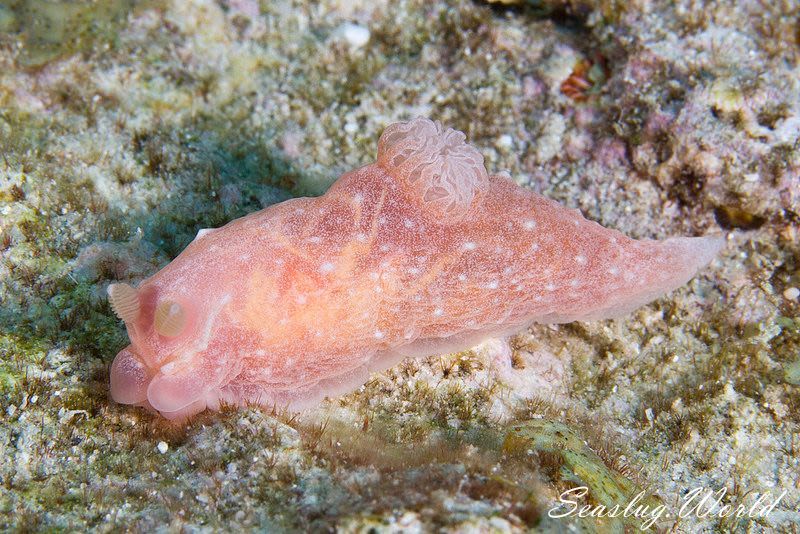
[108,117,723,420]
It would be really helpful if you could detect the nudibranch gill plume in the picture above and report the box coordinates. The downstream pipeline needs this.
[107,117,723,420]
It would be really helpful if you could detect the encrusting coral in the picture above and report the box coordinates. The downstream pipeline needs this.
[107,117,722,421]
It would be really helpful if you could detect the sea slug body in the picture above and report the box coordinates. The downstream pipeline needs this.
[108,117,723,421]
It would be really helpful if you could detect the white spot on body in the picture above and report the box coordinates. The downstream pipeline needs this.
[374,331,384,339]
[433,308,444,317]
[320,262,335,274]
[486,280,499,290]
[403,219,414,228]
[160,361,180,376]
[545,283,557,291]
[462,242,477,251]
[575,255,587,265]
[458,274,467,282]
[523,220,536,230]
[608,266,620,275]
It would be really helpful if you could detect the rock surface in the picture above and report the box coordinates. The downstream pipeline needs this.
[0,0,798,531]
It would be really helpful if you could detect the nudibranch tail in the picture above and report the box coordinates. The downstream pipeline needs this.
[577,234,724,322]
[377,117,490,219]
[107,283,140,323]
[666,234,725,270]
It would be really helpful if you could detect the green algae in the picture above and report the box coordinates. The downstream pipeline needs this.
[1,0,149,67]
[786,358,800,386]
[504,419,664,532]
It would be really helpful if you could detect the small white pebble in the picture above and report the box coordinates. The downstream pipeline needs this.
[783,287,799,300]
[157,441,169,454]
[337,23,370,50]
[495,134,513,150]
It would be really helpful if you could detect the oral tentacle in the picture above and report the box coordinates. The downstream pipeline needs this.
[110,346,153,405]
